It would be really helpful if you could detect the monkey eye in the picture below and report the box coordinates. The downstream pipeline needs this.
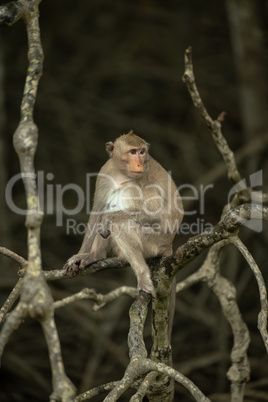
[129,149,137,155]
[140,149,145,155]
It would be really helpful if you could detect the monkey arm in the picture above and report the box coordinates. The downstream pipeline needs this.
[78,210,103,253]
[79,170,115,252]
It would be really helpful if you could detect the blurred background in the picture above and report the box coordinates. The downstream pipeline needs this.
[0,0,268,400]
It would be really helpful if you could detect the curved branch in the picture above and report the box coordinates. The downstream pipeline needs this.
[0,246,27,267]
[170,204,267,276]
[231,236,268,353]
[75,381,119,401]
[142,359,211,402]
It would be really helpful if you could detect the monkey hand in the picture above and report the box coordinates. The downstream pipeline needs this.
[63,253,93,278]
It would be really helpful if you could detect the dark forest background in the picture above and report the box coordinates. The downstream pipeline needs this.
[0,0,268,401]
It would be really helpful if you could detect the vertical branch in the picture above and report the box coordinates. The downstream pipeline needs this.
[204,242,250,402]
[0,36,10,255]
[148,265,175,402]
[12,0,43,274]
[176,240,251,402]
[104,291,151,401]
[0,2,76,399]
[42,314,76,401]
[128,291,150,360]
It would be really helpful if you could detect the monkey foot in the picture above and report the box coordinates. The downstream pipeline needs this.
[63,253,93,278]
[139,281,156,298]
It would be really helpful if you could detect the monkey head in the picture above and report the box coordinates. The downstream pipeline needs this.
[105,130,150,179]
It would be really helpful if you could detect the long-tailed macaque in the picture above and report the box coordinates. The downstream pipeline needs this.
[64,131,183,297]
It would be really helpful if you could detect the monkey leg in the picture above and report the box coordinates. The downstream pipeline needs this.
[110,220,156,297]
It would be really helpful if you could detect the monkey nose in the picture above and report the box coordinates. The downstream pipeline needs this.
[136,165,144,172]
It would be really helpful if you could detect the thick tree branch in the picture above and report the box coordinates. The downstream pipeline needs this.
[102,291,210,401]
[0,1,76,400]
[0,0,25,26]
[171,204,267,275]
[27,204,266,286]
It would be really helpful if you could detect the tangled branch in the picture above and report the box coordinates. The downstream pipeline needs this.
[0,11,267,399]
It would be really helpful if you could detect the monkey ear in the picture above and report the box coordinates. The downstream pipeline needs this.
[146,142,150,150]
[105,141,114,158]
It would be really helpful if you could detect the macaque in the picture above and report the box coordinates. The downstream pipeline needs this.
[64,131,183,297]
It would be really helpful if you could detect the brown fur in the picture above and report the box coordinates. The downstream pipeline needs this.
[64,131,183,297]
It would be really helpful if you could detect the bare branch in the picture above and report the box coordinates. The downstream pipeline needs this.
[231,236,268,353]
[38,257,130,281]
[176,240,251,400]
[0,246,27,267]
[129,372,157,401]
[0,303,27,356]
[0,1,25,26]
[171,204,267,275]
[0,278,23,323]
[37,204,268,287]
[0,2,76,399]
[42,314,77,401]
[54,286,138,311]
[182,46,242,185]
[128,291,151,360]
[203,242,250,399]
[75,381,119,401]
[141,359,211,402]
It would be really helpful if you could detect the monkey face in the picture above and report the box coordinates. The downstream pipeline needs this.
[124,147,147,176]
[107,132,149,179]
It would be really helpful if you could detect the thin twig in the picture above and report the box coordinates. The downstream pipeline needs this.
[0,247,27,267]
[0,278,24,324]
[182,46,242,185]
[54,286,138,311]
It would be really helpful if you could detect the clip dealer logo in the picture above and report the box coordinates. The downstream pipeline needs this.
[4,170,264,235]
[227,170,263,233]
